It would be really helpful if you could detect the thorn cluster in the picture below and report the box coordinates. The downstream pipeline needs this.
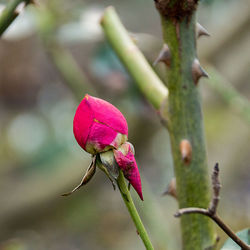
[154,22,210,85]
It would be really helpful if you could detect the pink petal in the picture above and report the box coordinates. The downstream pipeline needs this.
[73,94,128,154]
[86,122,121,154]
[114,143,143,200]
[73,95,93,150]
[87,95,128,136]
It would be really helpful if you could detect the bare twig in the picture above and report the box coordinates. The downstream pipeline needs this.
[209,163,220,215]
[175,163,250,250]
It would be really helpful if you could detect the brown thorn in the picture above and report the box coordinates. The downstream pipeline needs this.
[15,2,26,15]
[196,23,210,38]
[153,44,171,67]
[30,0,39,5]
[179,139,192,165]
[162,178,177,199]
[192,58,208,85]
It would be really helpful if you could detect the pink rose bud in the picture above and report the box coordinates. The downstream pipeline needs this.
[73,94,128,154]
[114,142,143,200]
[72,94,143,200]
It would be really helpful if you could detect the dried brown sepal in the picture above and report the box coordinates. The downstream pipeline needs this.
[153,44,171,67]
[62,155,97,196]
[154,0,198,21]
[179,139,192,165]
[192,58,208,85]
[196,23,210,38]
[162,178,177,199]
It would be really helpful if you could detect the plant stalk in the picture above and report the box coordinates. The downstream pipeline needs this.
[44,41,96,100]
[0,0,31,36]
[207,65,250,124]
[101,6,168,110]
[156,1,216,249]
[117,171,154,250]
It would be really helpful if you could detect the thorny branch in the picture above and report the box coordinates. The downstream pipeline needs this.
[175,163,250,250]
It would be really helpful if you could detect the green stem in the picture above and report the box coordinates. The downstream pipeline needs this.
[101,6,168,110]
[117,171,154,250]
[45,41,97,101]
[207,65,250,124]
[157,3,216,249]
[35,4,97,101]
[0,0,31,36]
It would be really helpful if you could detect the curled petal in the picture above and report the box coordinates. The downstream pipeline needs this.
[114,142,143,200]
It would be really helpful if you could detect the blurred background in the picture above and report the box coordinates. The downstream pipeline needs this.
[0,0,249,249]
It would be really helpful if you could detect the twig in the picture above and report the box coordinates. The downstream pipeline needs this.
[0,0,32,36]
[100,6,168,110]
[117,170,154,250]
[209,162,220,215]
[175,163,250,250]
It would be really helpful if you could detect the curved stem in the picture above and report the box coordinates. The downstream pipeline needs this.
[117,171,154,250]
[175,208,250,249]
[0,0,32,36]
[212,214,250,249]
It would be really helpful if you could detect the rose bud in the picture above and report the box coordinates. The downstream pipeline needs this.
[63,94,143,200]
[73,94,128,154]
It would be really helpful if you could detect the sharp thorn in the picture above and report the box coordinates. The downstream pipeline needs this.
[15,2,26,15]
[162,178,177,199]
[196,23,210,38]
[153,44,171,67]
[192,58,209,85]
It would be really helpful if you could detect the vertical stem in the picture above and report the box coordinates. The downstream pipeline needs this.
[117,171,154,250]
[159,9,216,250]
